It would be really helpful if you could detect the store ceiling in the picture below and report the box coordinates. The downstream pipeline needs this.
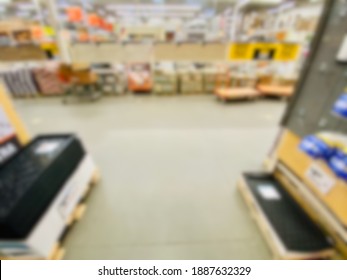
[51,0,238,19]
[89,0,236,7]
[1,0,324,20]
[60,0,238,14]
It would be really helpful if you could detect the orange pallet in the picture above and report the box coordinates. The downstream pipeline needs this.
[215,87,260,102]
[258,84,294,97]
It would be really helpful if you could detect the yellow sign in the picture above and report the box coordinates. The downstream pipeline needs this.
[275,43,300,61]
[41,42,59,54]
[228,42,300,61]
[229,43,253,60]
[252,43,277,60]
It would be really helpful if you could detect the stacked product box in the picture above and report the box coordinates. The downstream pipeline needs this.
[230,73,257,88]
[230,63,257,88]
[153,62,178,95]
[255,61,274,84]
[127,63,152,93]
[255,62,298,86]
[114,64,127,94]
[214,63,260,101]
[91,63,127,95]
[203,66,217,93]
[203,63,231,93]
[91,63,118,95]
[176,63,203,94]
[272,63,298,87]
[256,62,298,97]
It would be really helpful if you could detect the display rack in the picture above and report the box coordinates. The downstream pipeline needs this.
[238,0,347,259]
[238,172,334,260]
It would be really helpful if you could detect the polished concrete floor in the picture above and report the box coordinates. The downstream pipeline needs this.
[14,95,286,259]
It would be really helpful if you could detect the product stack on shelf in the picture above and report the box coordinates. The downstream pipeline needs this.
[215,63,260,102]
[0,63,64,98]
[230,63,258,89]
[177,63,204,95]
[153,62,178,95]
[256,62,298,98]
[33,63,65,96]
[0,18,54,61]
[127,63,152,93]
[202,63,230,94]
[202,64,218,93]
[0,60,301,100]
[91,63,117,95]
[238,2,321,44]
[0,65,39,98]
[71,63,127,95]
[113,64,127,94]
[238,0,347,259]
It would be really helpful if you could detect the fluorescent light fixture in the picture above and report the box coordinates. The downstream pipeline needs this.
[115,10,195,15]
[116,11,195,18]
[107,4,201,12]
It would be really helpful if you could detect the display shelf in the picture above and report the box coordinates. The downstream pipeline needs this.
[270,130,347,257]
[238,172,334,260]
[277,130,347,227]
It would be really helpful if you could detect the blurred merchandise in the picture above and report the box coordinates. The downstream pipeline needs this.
[176,63,203,94]
[127,63,152,93]
[329,152,347,181]
[300,132,347,181]
[332,93,347,118]
[299,134,335,160]
[153,62,178,95]
[203,63,230,93]
[0,63,65,97]
[33,62,65,96]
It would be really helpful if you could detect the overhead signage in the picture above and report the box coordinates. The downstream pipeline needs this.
[228,42,300,61]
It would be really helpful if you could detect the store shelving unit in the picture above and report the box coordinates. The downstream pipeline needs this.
[238,0,347,259]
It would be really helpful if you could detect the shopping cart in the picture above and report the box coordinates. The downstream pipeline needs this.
[58,63,102,104]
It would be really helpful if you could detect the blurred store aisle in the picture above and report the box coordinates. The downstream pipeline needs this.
[15,95,285,259]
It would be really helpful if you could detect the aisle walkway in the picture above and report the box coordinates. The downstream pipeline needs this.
[15,95,286,259]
